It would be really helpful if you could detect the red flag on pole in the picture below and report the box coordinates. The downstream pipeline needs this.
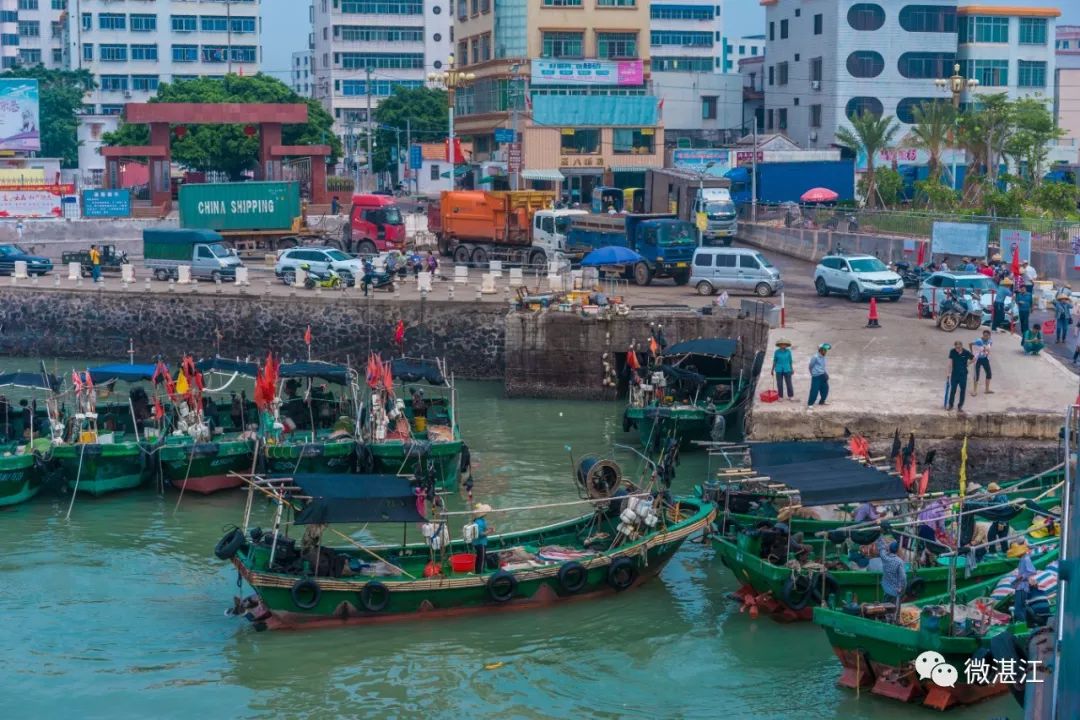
[304,325,312,346]
[1010,242,1022,280]
[916,241,927,267]
[394,320,405,349]
[626,348,640,371]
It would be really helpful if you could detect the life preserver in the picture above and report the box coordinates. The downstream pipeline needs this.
[607,557,638,591]
[903,577,926,600]
[359,580,390,612]
[356,444,375,474]
[214,528,246,560]
[486,570,517,602]
[459,444,471,475]
[290,578,321,610]
[781,574,813,610]
[810,572,840,604]
[557,561,588,594]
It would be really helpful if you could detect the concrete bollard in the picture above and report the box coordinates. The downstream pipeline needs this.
[53,275,60,288]
[481,273,497,294]
[417,270,432,294]
[454,265,469,285]
[168,279,174,292]
[68,262,81,281]
[489,260,503,278]
[264,279,272,296]
[121,264,135,283]
[190,279,199,293]
[448,284,455,300]
[235,266,249,286]
[177,265,192,284]
[215,276,223,294]
[13,260,28,279]
[476,286,483,301]
[508,267,524,287]
[144,277,151,293]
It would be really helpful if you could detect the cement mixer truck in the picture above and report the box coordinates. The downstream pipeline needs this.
[428,190,586,267]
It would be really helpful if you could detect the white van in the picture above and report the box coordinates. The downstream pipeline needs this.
[690,247,782,297]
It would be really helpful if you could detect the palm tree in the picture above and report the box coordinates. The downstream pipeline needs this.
[902,100,956,185]
[835,111,901,208]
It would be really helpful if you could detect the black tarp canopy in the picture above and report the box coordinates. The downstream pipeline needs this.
[663,338,738,359]
[0,371,61,391]
[195,358,259,376]
[292,474,426,524]
[391,358,445,385]
[752,457,907,507]
[193,358,351,384]
[747,441,852,468]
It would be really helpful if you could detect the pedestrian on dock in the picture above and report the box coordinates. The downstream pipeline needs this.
[970,330,994,396]
[1021,261,1037,293]
[807,343,830,408]
[771,338,795,401]
[1013,285,1032,338]
[1053,293,1072,344]
[991,278,1012,332]
[89,244,102,282]
[946,340,973,412]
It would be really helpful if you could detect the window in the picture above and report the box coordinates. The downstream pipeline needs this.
[339,26,424,42]
[597,32,636,59]
[778,108,787,130]
[597,0,635,6]
[958,16,1009,44]
[82,43,93,61]
[702,96,717,120]
[99,44,127,62]
[131,75,159,92]
[542,0,582,5]
[457,40,467,62]
[650,31,713,47]
[768,65,774,86]
[810,104,822,127]
[715,254,736,268]
[430,164,440,181]
[341,79,423,96]
[471,38,479,64]
[896,97,941,123]
[18,49,41,65]
[231,17,257,34]
[230,46,258,64]
[130,44,157,61]
[51,48,62,64]
[100,75,129,92]
[560,129,599,154]
[100,105,123,116]
[739,45,745,54]
[1018,60,1046,88]
[480,33,491,61]
[652,56,713,72]
[18,0,38,10]
[457,0,466,18]
[961,59,1008,86]
[202,46,228,63]
[766,109,773,130]
[651,4,712,20]
[613,127,652,153]
[810,57,822,84]
[1019,18,1047,45]
[172,15,197,32]
[200,16,229,33]
[17,21,39,38]
[814,13,823,34]
[340,52,425,69]
[898,52,955,79]
[847,51,884,78]
[740,255,760,269]
[130,14,156,32]
[769,21,774,41]
[340,0,423,12]
[694,253,712,268]
[541,31,583,58]
[847,4,885,31]
[780,19,788,39]
[99,13,126,31]
[899,5,957,33]
[470,0,477,16]
[846,96,884,118]
[52,0,66,8]
[777,62,788,85]
[172,45,198,63]
[81,13,91,31]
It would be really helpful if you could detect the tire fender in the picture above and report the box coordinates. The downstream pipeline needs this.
[214,528,246,560]
[359,580,390,612]
[290,578,322,610]
[486,570,518,603]
[557,561,588,594]
[810,572,840,604]
[607,557,638,591]
[903,577,926,600]
[781,574,812,611]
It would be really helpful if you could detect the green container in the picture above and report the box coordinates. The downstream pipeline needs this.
[178,181,300,232]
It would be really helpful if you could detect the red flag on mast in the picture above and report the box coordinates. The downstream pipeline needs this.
[394,320,405,349]
[304,325,312,346]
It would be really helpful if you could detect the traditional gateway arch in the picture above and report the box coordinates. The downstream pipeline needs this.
[101,103,332,210]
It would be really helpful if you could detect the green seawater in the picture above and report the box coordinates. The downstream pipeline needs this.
[0,374,1014,720]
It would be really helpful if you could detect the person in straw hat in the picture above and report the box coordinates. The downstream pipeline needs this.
[1009,537,1038,621]
[991,276,1012,332]
[771,338,795,401]
[1052,291,1072,344]
[471,503,493,573]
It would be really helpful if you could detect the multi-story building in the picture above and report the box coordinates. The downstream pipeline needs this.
[729,34,765,68]
[739,54,765,133]
[454,0,662,198]
[1056,26,1080,156]
[956,6,1057,103]
[311,0,450,153]
[292,50,313,97]
[1,0,19,69]
[9,0,68,69]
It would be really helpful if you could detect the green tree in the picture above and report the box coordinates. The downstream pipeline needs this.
[370,86,449,177]
[902,100,956,184]
[1032,180,1080,221]
[103,74,341,180]
[914,178,960,212]
[957,93,1012,195]
[0,66,95,168]
[835,111,901,208]
[1005,97,1062,185]
[858,167,903,207]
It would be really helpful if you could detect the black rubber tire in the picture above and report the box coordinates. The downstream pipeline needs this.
[453,245,471,265]
[357,240,377,256]
[359,580,390,612]
[782,574,813,611]
[528,249,546,269]
[282,270,296,286]
[304,277,315,290]
[471,246,489,268]
[290,578,321,610]
[153,268,169,281]
[755,282,773,297]
[815,277,829,296]
[696,281,714,296]
[487,570,518,603]
[848,283,862,302]
[210,271,222,283]
[557,561,588,594]
[903,576,926,600]
[214,528,245,560]
[672,269,691,286]
[810,572,840,605]
[338,269,354,287]
[633,262,653,287]
[607,557,638,591]
[939,313,960,332]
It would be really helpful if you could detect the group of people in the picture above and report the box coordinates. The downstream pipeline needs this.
[770,339,832,409]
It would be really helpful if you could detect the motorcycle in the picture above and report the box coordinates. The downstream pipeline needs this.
[937,290,983,332]
[361,261,395,293]
[302,265,343,290]
[893,261,928,289]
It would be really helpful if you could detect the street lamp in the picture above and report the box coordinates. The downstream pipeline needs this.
[934,64,979,190]
[428,55,475,190]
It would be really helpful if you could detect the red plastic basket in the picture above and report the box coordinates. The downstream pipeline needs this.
[759,390,780,403]
[450,553,475,573]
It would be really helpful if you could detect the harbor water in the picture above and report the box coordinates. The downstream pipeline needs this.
[0,373,1013,720]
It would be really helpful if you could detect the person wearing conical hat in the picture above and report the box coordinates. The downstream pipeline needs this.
[1053,292,1072,344]
[771,338,794,401]
[471,503,492,573]
[1010,537,1038,621]
[992,277,1012,332]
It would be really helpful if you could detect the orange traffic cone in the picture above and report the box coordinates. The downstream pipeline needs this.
[866,297,881,329]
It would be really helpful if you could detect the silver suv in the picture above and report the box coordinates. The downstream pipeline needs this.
[275,247,363,286]
[814,254,904,302]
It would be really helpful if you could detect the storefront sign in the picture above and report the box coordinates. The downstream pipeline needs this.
[735,150,764,166]
[494,128,515,143]
[672,149,730,177]
[82,188,132,218]
[409,144,423,170]
[0,184,74,218]
[559,156,605,168]
[531,59,644,87]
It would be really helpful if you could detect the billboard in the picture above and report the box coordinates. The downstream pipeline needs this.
[931,221,989,258]
[531,59,643,86]
[0,79,41,152]
[1000,229,1032,264]
[83,188,132,218]
[672,149,730,177]
[0,184,75,218]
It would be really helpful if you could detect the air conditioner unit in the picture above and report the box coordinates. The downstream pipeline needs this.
[811,80,821,90]
[809,131,818,142]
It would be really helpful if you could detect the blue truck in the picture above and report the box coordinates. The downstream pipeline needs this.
[725,160,856,205]
[567,213,697,286]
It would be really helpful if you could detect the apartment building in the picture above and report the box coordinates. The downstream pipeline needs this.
[292,50,313,97]
[311,0,450,147]
[956,6,1058,103]
[1056,26,1080,154]
[7,0,68,69]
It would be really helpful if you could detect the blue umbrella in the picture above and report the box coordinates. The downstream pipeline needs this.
[581,246,644,267]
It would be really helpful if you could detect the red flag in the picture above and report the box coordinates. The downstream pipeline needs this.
[366,353,380,389]
[1010,242,1021,280]
[648,337,659,356]
[304,325,312,346]
[916,241,927,266]
[918,468,931,496]
[152,396,165,421]
[382,359,394,391]
[71,370,82,393]
[626,348,640,371]
[394,320,405,348]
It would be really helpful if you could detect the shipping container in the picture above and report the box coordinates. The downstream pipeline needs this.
[178,181,301,232]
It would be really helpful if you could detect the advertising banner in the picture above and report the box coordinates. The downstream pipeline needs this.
[531,59,644,86]
[672,149,730,177]
[1000,229,1032,264]
[931,221,989,258]
[0,79,41,152]
[0,185,75,218]
[82,188,133,218]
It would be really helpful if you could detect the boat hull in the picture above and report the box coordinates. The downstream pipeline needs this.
[368,440,462,491]
[50,443,145,496]
[263,439,356,476]
[0,454,41,507]
[160,439,254,494]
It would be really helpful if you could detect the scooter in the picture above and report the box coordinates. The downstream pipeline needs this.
[360,261,395,293]
[302,265,343,290]
[893,261,928,289]
[937,290,983,332]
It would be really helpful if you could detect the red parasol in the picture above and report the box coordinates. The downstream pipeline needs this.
[800,187,840,203]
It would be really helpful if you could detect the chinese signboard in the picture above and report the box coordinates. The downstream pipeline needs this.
[82,188,132,218]
[494,128,515,143]
[931,221,989,257]
[1000,229,1032,263]
[531,59,644,87]
[508,142,522,174]
[409,144,423,170]
[672,149,730,176]
[735,150,764,166]
[559,156,605,168]
[0,79,40,152]
[0,184,75,218]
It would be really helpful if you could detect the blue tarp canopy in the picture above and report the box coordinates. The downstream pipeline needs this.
[194,358,351,384]
[391,358,445,385]
[532,95,659,127]
[292,474,426,525]
[581,246,644,267]
[86,363,158,384]
[663,338,738,359]
[196,357,259,376]
[753,457,907,507]
[0,371,61,391]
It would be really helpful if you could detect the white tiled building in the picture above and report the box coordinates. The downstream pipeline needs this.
[292,50,313,97]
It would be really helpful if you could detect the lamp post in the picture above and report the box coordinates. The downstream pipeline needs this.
[934,63,979,190]
[428,55,475,190]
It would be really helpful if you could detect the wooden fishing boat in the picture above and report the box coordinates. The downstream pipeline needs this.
[217,466,713,631]
[360,356,466,492]
[622,339,758,449]
[814,544,1060,710]
[0,452,41,507]
[0,370,59,506]
[159,436,255,494]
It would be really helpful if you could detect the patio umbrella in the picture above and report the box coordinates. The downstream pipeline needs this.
[800,187,840,203]
[581,246,644,267]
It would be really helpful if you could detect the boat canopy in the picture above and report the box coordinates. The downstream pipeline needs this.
[195,358,259,376]
[86,363,158,384]
[391,357,445,385]
[752,457,907,506]
[663,338,737,359]
[747,440,853,467]
[292,474,426,524]
[0,371,61,391]
[194,358,351,384]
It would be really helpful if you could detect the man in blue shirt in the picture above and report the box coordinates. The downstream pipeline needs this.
[807,343,830,408]
[1014,286,1033,338]
[992,277,1013,331]
[472,503,492,573]
[771,338,794,400]
[876,533,907,620]
[970,330,994,396]
[1012,539,1038,621]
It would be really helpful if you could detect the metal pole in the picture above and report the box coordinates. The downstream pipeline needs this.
[511,65,520,191]
[366,67,373,192]
[226,0,232,75]
[448,87,455,191]
[406,118,414,194]
[751,124,758,223]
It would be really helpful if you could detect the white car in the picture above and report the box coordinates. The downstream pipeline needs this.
[917,272,1012,325]
[814,254,904,302]
[275,247,363,286]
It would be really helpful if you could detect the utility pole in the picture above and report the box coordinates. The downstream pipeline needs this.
[751,123,758,223]
[510,64,520,191]
[365,67,373,191]
[406,118,413,194]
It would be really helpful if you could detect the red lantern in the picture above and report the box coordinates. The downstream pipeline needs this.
[174,125,187,138]
[243,125,257,137]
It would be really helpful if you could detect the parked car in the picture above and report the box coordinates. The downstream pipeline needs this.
[690,247,782,297]
[275,246,363,286]
[814,254,903,302]
[0,243,52,276]
[917,272,1011,325]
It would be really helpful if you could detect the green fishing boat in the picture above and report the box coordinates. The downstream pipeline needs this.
[360,356,466,492]
[159,437,255,494]
[50,440,145,496]
[0,370,60,506]
[622,339,757,449]
[814,543,1059,710]
[217,462,713,630]
[0,452,41,506]
[263,436,356,475]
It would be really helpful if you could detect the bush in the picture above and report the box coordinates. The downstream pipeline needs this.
[914,179,960,211]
